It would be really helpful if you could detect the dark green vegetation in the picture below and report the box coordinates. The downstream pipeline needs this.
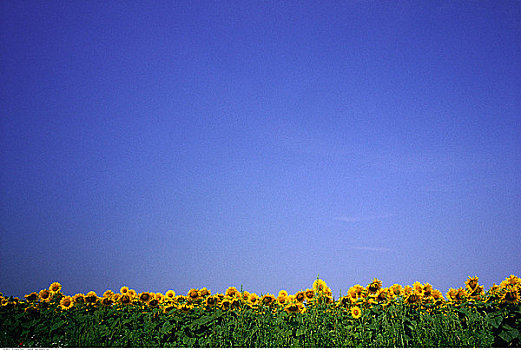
[1,297,519,347]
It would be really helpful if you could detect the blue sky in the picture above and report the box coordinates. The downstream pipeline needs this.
[1,1,520,298]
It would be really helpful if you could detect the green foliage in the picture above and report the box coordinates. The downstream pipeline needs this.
[1,295,518,347]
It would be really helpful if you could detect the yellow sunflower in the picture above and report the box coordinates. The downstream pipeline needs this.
[390,284,403,298]
[313,279,328,294]
[139,292,152,304]
[248,293,260,305]
[502,285,520,304]
[162,303,176,313]
[367,279,383,295]
[465,276,479,292]
[205,295,219,307]
[128,289,138,299]
[225,286,239,298]
[39,289,52,302]
[261,294,276,306]
[178,303,194,313]
[295,291,306,303]
[187,288,201,301]
[284,302,304,314]
[348,285,364,303]
[49,282,62,294]
[118,294,132,305]
[100,296,113,307]
[103,290,114,298]
[165,290,176,299]
[148,298,160,308]
[25,292,39,302]
[404,291,421,305]
[422,283,433,299]
[277,292,287,304]
[59,296,73,310]
[375,288,389,303]
[350,306,362,319]
[199,288,211,298]
[120,286,129,295]
[412,282,424,296]
[221,297,232,310]
[337,296,351,308]
[305,289,315,300]
[72,293,85,304]
[85,291,98,304]
[500,275,521,289]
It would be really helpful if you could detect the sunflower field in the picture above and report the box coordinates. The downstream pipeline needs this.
[1,275,520,347]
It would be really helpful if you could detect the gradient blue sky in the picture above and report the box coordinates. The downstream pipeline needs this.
[1,1,520,298]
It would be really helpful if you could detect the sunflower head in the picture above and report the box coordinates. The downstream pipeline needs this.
[500,275,521,289]
[261,294,276,306]
[101,297,113,307]
[103,290,114,298]
[59,296,73,310]
[225,287,239,298]
[139,292,152,303]
[39,289,52,302]
[313,279,329,294]
[337,296,351,308]
[465,276,479,292]
[277,293,287,304]
[199,288,211,297]
[295,291,306,303]
[85,291,98,304]
[412,282,424,295]
[367,279,383,295]
[390,284,403,297]
[187,288,200,300]
[375,288,389,303]
[221,297,232,310]
[248,293,259,305]
[119,294,132,305]
[162,303,176,313]
[284,302,304,314]
[350,306,362,319]
[25,292,39,302]
[49,282,62,294]
[120,286,129,295]
[178,303,194,313]
[165,290,176,299]
[205,295,219,307]
[148,298,160,308]
[305,289,315,300]
[502,285,520,304]
[405,291,421,305]
[72,293,85,304]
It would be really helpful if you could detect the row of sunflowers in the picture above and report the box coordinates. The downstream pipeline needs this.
[1,275,519,318]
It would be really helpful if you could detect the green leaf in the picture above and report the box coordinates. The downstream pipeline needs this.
[50,319,66,332]
[488,314,503,328]
[296,328,306,337]
[161,321,174,335]
[499,329,519,343]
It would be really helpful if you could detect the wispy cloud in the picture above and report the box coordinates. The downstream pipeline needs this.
[348,246,393,252]
[334,214,394,223]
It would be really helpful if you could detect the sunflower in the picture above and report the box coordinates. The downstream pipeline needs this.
[148,298,160,308]
[72,293,85,304]
[500,275,521,289]
[188,288,201,301]
[277,293,287,304]
[120,286,130,295]
[225,286,239,298]
[49,282,62,294]
[119,294,132,305]
[367,279,383,295]
[111,293,121,302]
[402,285,413,296]
[412,282,424,296]
[176,295,189,304]
[305,289,315,300]
[25,292,39,302]
[200,288,211,298]
[85,291,98,304]
[165,290,176,299]
[295,291,306,303]
[178,303,194,313]
[230,297,241,309]
[103,290,114,298]
[101,296,113,307]
[221,297,232,310]
[139,292,152,304]
[205,295,218,307]
[350,306,362,319]
[337,296,351,308]
[39,289,52,302]
[313,279,328,294]
[375,289,389,303]
[261,294,276,306]
[128,289,138,300]
[162,303,176,313]
[348,285,364,303]
[465,276,479,292]
[390,284,403,298]
[422,283,433,299]
[284,302,304,314]
[248,293,260,305]
[60,296,73,310]
[404,291,421,305]
[24,305,39,316]
[502,285,520,304]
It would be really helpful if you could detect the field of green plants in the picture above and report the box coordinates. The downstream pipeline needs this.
[1,275,520,347]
